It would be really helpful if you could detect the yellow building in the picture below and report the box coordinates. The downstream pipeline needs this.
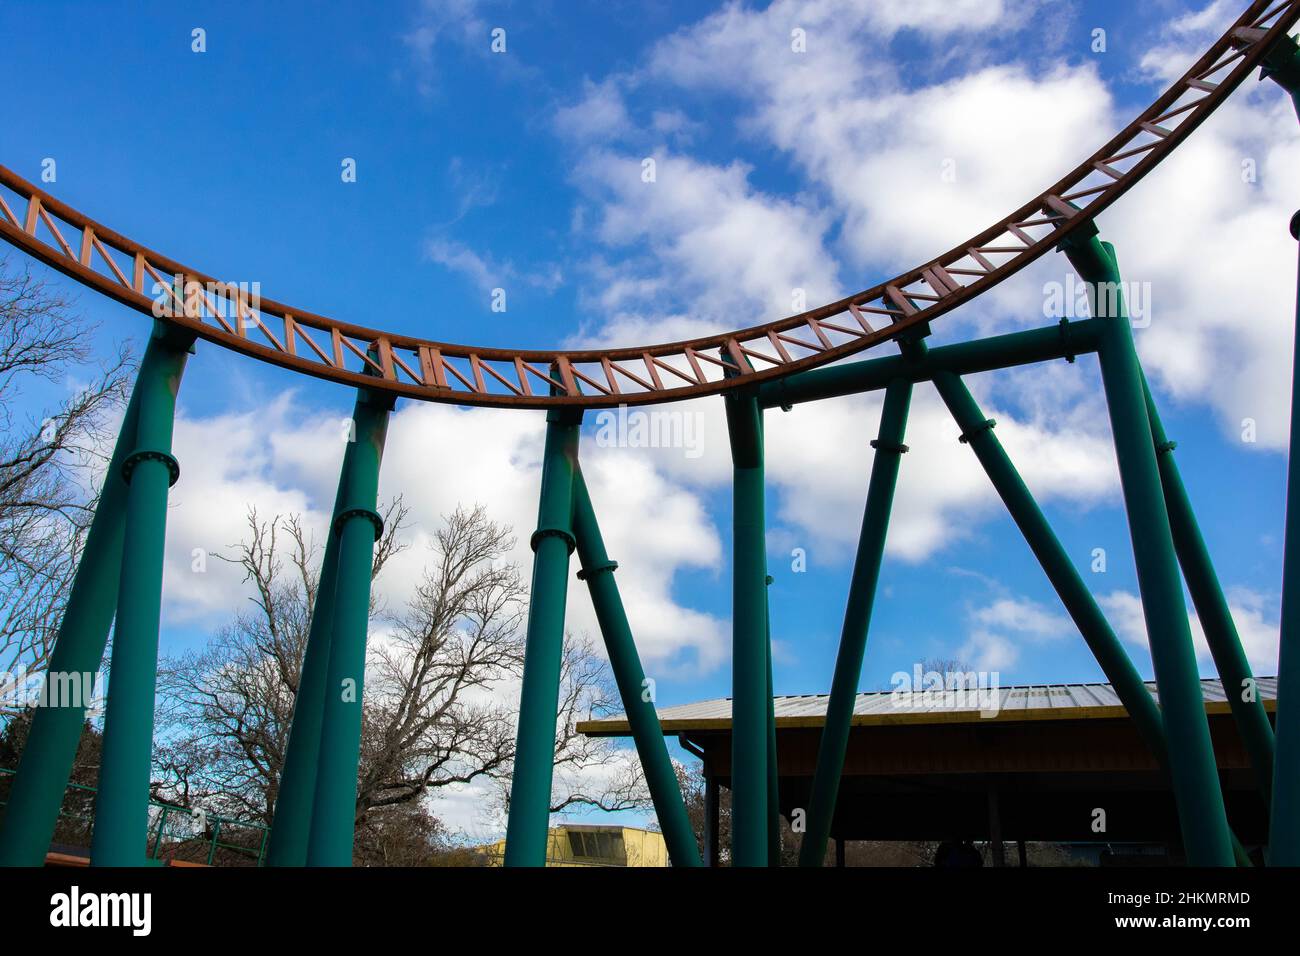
[487,824,668,867]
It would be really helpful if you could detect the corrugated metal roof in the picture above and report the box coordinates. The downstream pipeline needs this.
[577,676,1277,736]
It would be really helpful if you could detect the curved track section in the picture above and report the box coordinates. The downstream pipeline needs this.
[1,1,1297,409]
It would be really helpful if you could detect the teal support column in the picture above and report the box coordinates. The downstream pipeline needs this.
[1064,228,1235,866]
[503,404,582,867]
[1272,211,1300,865]
[1143,375,1275,804]
[1260,32,1300,121]
[930,367,1168,759]
[267,388,371,866]
[0,339,161,865]
[935,362,1254,866]
[759,319,1104,410]
[89,322,195,866]
[765,599,780,867]
[570,467,701,867]
[799,378,912,867]
[725,384,769,867]
[304,389,393,867]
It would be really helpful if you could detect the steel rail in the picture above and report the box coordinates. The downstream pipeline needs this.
[0,1,1296,409]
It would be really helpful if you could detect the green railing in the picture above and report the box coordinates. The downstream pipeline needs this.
[0,767,270,866]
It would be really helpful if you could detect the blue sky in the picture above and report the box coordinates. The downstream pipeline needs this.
[2,0,1298,834]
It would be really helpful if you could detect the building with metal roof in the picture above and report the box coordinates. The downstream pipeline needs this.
[483,824,668,868]
[578,677,1278,866]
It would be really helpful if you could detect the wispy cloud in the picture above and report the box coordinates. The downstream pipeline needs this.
[424,236,562,294]
[1100,589,1281,677]
[401,0,489,97]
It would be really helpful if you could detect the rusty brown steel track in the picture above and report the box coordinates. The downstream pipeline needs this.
[1,1,1297,409]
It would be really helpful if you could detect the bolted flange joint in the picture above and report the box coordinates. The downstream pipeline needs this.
[530,526,576,554]
[334,506,384,542]
[958,418,997,444]
[1058,317,1077,363]
[576,559,618,581]
[1291,209,1300,241]
[122,449,180,487]
[1156,439,1178,456]
[870,438,910,454]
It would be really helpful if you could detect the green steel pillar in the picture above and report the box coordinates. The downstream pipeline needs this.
[935,362,1254,866]
[569,467,701,867]
[1273,211,1300,865]
[267,388,371,866]
[503,404,582,867]
[90,322,196,867]
[765,596,780,867]
[930,367,1168,761]
[304,388,393,867]
[1260,31,1300,122]
[724,384,769,867]
[1142,374,1275,804]
[1064,228,1235,866]
[799,378,912,867]
[0,336,158,865]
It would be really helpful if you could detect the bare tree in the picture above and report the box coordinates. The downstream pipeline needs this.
[356,505,525,815]
[155,502,645,853]
[0,257,131,712]
[542,631,648,815]
[678,759,728,865]
[155,500,408,821]
[352,799,487,867]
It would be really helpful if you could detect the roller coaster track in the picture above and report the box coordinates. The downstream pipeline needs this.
[1,1,1297,409]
